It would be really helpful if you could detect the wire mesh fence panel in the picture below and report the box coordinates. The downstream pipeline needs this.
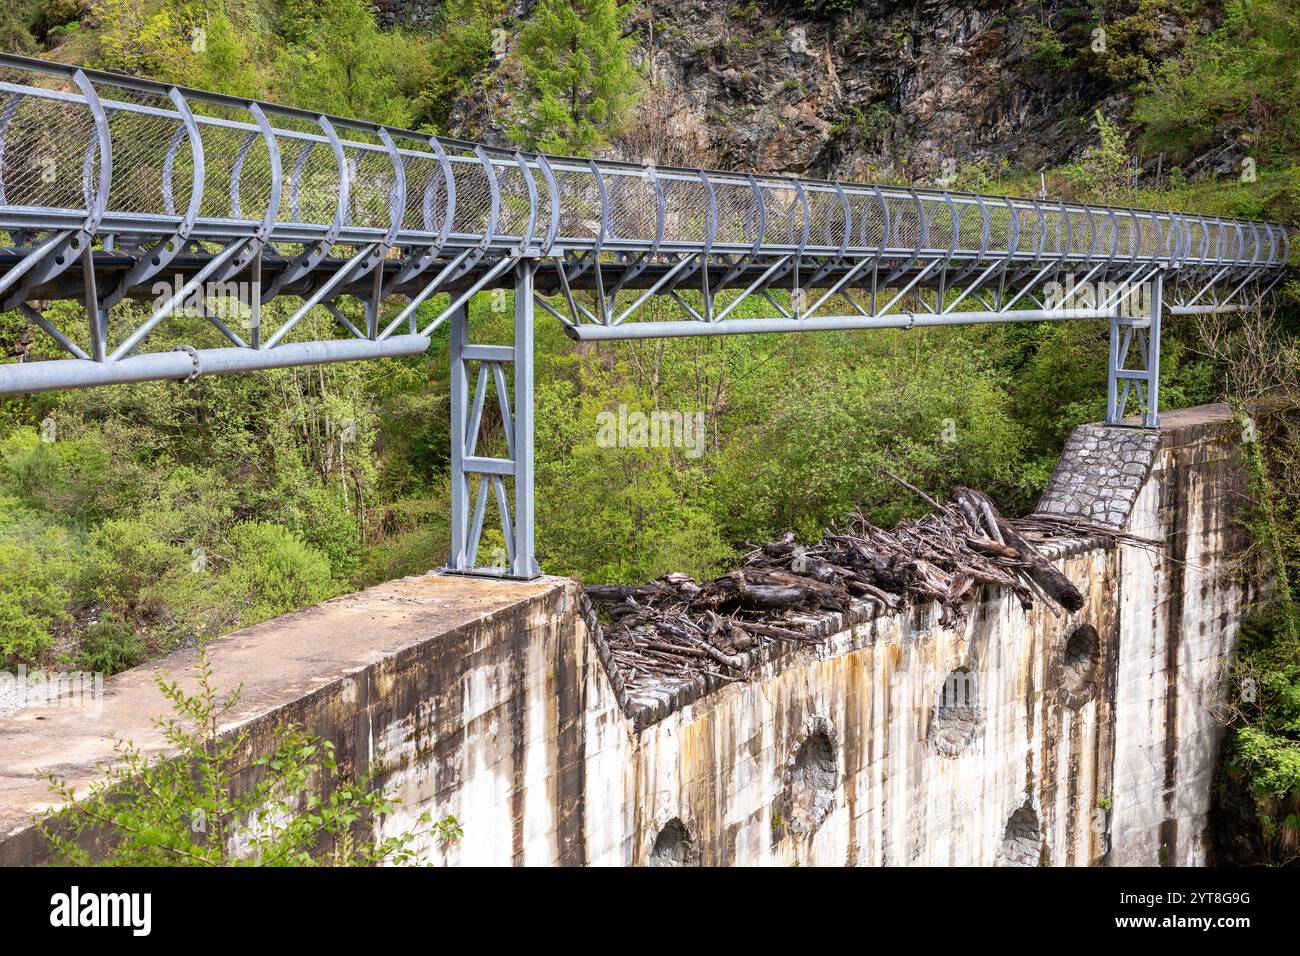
[710,177,760,248]
[548,165,600,241]
[658,174,711,245]
[1,92,98,212]
[398,151,445,235]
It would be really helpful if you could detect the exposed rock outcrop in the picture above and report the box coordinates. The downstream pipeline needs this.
[423,1,1205,180]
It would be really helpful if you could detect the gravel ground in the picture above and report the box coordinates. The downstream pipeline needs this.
[0,670,91,719]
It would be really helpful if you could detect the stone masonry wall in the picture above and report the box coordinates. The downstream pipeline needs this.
[1036,424,1161,528]
[373,0,438,29]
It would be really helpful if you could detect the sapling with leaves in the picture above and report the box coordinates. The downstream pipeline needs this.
[39,649,461,866]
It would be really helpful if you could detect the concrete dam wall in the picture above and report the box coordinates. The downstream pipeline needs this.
[0,404,1256,865]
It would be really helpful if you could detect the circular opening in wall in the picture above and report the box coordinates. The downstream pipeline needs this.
[928,666,984,756]
[1061,623,1099,707]
[647,818,697,867]
[784,717,840,837]
[996,802,1042,867]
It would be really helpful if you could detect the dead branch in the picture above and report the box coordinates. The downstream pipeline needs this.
[586,484,1158,694]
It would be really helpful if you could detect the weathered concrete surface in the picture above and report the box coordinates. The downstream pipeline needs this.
[0,573,567,864]
[0,403,1257,866]
[1107,404,1255,865]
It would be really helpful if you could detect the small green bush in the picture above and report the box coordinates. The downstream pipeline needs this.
[40,650,459,865]
[86,517,188,622]
[220,522,336,626]
[0,525,79,665]
[72,613,145,676]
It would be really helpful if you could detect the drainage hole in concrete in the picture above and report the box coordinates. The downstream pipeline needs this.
[789,730,838,834]
[996,802,1042,866]
[928,667,984,756]
[1061,623,1099,706]
[647,818,697,866]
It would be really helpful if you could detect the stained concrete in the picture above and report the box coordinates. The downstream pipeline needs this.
[0,403,1259,866]
[0,573,563,863]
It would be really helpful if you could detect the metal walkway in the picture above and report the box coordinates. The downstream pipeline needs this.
[0,53,1290,577]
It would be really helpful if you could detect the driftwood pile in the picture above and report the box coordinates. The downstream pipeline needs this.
[586,483,1152,693]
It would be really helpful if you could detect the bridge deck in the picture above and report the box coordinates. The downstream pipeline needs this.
[0,52,1287,378]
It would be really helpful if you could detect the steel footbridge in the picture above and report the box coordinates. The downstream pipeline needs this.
[0,54,1290,577]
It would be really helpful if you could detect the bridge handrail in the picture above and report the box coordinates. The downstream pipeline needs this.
[0,53,1288,274]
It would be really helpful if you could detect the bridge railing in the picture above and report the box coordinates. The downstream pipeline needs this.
[0,54,1289,271]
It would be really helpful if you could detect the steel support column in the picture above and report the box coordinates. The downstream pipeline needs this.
[444,261,540,579]
[511,260,539,578]
[447,302,470,571]
[1106,270,1162,428]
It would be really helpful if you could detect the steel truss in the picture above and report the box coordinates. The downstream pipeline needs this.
[0,54,1290,576]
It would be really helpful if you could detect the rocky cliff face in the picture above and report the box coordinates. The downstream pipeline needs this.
[375,0,441,28]
[428,0,1208,180]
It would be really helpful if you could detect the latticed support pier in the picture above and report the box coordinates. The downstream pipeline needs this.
[1107,270,1163,428]
[446,262,539,579]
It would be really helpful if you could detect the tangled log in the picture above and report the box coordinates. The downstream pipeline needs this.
[587,482,1159,694]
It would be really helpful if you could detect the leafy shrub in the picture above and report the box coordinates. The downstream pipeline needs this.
[33,0,84,37]
[40,651,460,865]
[1060,110,1132,204]
[1133,0,1300,162]
[1083,13,1159,84]
[272,0,430,127]
[1021,16,1072,72]
[89,0,195,77]
[0,512,80,665]
[71,613,145,676]
[508,0,642,154]
[219,522,335,626]
[804,0,855,16]
[0,424,146,523]
[86,517,188,623]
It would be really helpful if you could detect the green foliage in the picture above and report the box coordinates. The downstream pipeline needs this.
[35,0,86,41]
[709,333,1035,542]
[1061,110,1133,204]
[1133,0,1300,163]
[276,0,320,42]
[1021,16,1073,72]
[71,613,145,675]
[508,0,642,154]
[0,325,391,668]
[356,491,450,586]
[1237,405,1299,648]
[85,517,190,635]
[180,10,262,98]
[1,1,39,51]
[803,0,854,15]
[1217,405,1300,864]
[535,378,731,582]
[273,0,430,126]
[423,0,504,133]
[948,159,1010,194]
[80,0,430,126]
[0,503,79,664]
[1083,10,1160,84]
[831,102,895,152]
[40,650,460,865]
[0,423,147,523]
[218,522,335,626]
[89,0,197,78]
